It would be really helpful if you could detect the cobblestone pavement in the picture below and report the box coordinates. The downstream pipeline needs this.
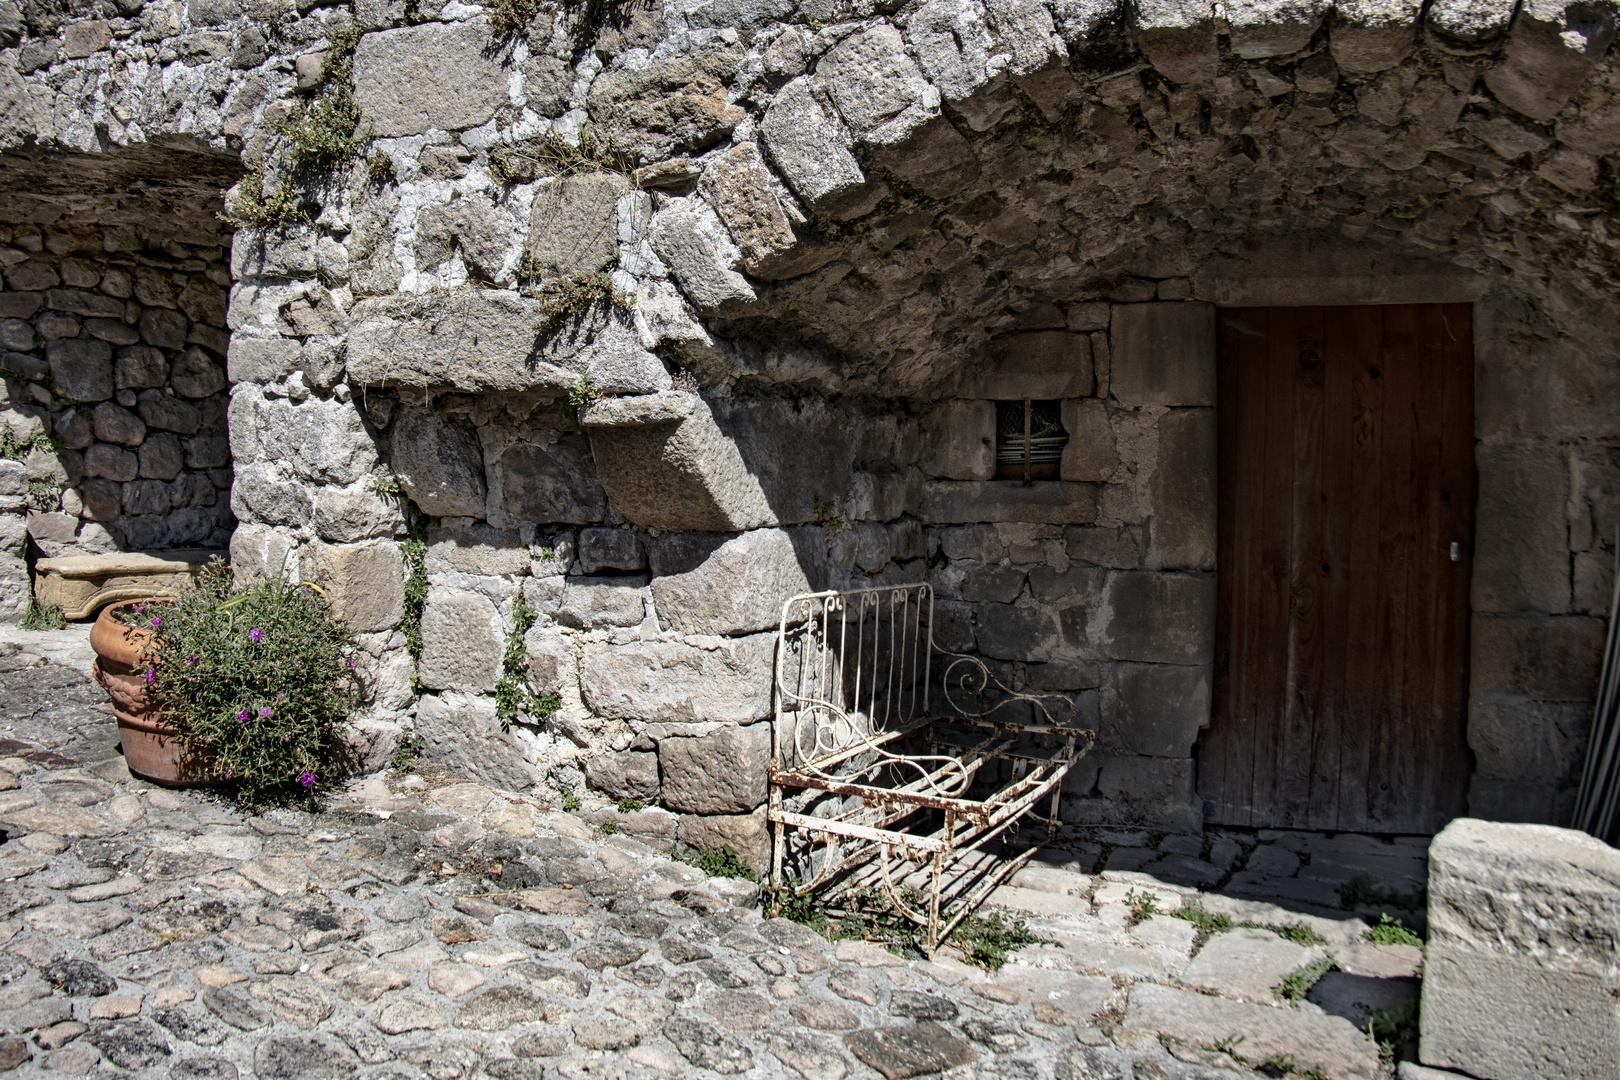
[0,626,1423,1080]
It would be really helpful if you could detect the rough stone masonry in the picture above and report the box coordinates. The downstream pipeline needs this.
[1,0,1619,855]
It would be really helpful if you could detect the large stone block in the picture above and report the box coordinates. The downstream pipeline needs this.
[1466,693,1591,782]
[698,141,805,279]
[305,540,405,634]
[974,601,1062,662]
[1330,3,1418,73]
[922,481,1098,525]
[1111,663,1209,757]
[585,751,660,802]
[1227,0,1325,57]
[759,77,876,220]
[650,527,822,636]
[919,400,995,481]
[649,199,758,315]
[1060,399,1117,482]
[678,807,769,874]
[527,173,632,277]
[226,337,301,384]
[253,395,379,487]
[1109,303,1216,407]
[1096,571,1215,664]
[579,634,775,724]
[523,622,574,693]
[1133,7,1219,85]
[1420,818,1620,1080]
[1146,408,1216,571]
[1483,5,1616,122]
[389,407,486,519]
[1472,444,1568,614]
[1470,615,1604,701]
[418,587,502,693]
[1095,754,1199,824]
[425,522,531,578]
[582,392,773,531]
[556,576,649,629]
[416,691,540,792]
[482,423,605,528]
[47,337,113,401]
[353,19,510,137]
[963,332,1094,399]
[346,291,670,395]
[818,24,937,145]
[658,724,771,813]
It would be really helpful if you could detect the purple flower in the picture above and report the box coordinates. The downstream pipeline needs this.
[150,617,162,628]
[248,627,263,642]
[135,604,146,613]
[223,768,235,780]
[237,709,251,722]
[297,771,316,787]
[143,667,155,685]
[277,691,287,700]
[281,733,290,742]
[259,706,272,718]
[347,658,356,669]
[303,586,313,595]
[185,655,197,666]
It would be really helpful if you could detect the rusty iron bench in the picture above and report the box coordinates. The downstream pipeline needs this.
[768,583,1095,952]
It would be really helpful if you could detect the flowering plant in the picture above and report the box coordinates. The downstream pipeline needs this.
[143,558,357,807]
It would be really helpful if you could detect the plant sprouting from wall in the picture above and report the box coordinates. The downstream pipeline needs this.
[18,599,65,631]
[485,0,630,42]
[490,129,636,184]
[281,19,366,173]
[0,430,61,461]
[495,591,561,724]
[221,161,311,230]
[400,532,427,690]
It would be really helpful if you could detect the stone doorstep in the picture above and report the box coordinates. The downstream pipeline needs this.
[34,549,216,621]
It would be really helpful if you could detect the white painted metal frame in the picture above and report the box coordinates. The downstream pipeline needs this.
[768,583,1095,952]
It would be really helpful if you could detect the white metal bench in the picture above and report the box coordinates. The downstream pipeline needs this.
[767,583,1095,952]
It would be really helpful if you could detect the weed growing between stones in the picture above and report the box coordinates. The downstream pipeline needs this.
[368,151,396,185]
[951,912,1041,970]
[400,533,427,691]
[813,496,843,540]
[1125,888,1161,925]
[1339,874,1427,913]
[485,0,543,38]
[491,129,635,184]
[1364,996,1420,1062]
[18,598,65,631]
[0,429,60,460]
[220,162,308,229]
[1265,921,1328,947]
[494,592,560,724]
[560,789,581,811]
[680,845,756,882]
[1205,1039,1326,1080]
[1362,913,1423,946]
[599,820,619,836]
[1274,954,1337,1006]
[534,269,636,330]
[390,723,423,770]
[371,473,402,495]
[145,562,358,808]
[615,797,642,813]
[281,19,365,173]
[1172,899,1233,948]
[25,479,58,511]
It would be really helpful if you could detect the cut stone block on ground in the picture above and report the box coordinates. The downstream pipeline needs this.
[1177,926,1326,1004]
[1123,981,1382,1080]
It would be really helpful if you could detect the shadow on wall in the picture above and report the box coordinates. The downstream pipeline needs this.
[0,144,244,617]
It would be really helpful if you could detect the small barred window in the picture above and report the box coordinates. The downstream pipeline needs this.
[995,400,1067,482]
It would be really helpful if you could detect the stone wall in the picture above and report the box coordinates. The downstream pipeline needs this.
[0,151,239,618]
[4,0,1619,842]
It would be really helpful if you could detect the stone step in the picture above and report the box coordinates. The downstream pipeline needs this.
[1122,981,1381,1080]
[1177,927,1325,1005]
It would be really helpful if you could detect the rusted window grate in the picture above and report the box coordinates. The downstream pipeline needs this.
[994,399,1066,483]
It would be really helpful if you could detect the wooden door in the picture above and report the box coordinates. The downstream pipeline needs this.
[1199,304,1476,834]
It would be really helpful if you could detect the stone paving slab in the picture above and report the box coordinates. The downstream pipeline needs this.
[1178,927,1324,1005]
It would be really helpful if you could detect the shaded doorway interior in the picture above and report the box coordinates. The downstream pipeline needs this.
[1199,304,1476,834]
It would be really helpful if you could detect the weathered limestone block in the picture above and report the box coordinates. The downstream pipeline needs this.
[1485,4,1619,125]
[311,482,403,543]
[1060,399,1117,482]
[1330,0,1420,72]
[920,399,991,479]
[584,751,659,802]
[33,550,211,620]
[527,173,631,277]
[1421,819,1620,1080]
[868,114,981,201]
[678,807,769,874]
[1472,444,1568,614]
[659,724,771,813]
[579,634,775,724]
[965,331,1093,399]
[1111,663,1209,757]
[903,0,993,102]
[389,407,486,519]
[649,199,758,314]
[760,78,881,220]
[819,24,939,145]
[229,523,298,585]
[226,337,300,384]
[584,46,745,159]
[346,291,670,395]
[975,600,1062,662]
[1132,0,1220,84]
[523,622,574,692]
[1110,303,1216,407]
[1466,693,1591,783]
[249,395,379,487]
[353,19,510,137]
[556,576,649,629]
[1471,615,1604,701]
[922,481,1098,525]
[1427,0,1518,46]
[303,540,404,634]
[1226,0,1327,58]
[232,462,313,527]
[416,691,540,792]
[1095,755,1200,827]
[418,587,502,693]
[698,142,795,277]
[1095,571,1215,664]
[416,195,519,282]
[425,522,533,579]
[650,527,823,636]
[581,392,773,531]
[481,424,605,528]
[578,528,645,574]
[1146,408,1216,571]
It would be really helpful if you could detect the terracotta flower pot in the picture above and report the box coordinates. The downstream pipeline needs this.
[90,600,218,788]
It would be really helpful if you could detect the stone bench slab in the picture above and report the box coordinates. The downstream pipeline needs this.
[34,550,217,620]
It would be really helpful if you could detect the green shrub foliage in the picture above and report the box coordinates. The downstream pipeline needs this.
[144,567,357,807]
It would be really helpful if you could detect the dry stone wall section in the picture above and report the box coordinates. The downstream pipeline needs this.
[2,0,1619,839]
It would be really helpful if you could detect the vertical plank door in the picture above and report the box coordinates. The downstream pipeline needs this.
[1200,304,1476,834]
